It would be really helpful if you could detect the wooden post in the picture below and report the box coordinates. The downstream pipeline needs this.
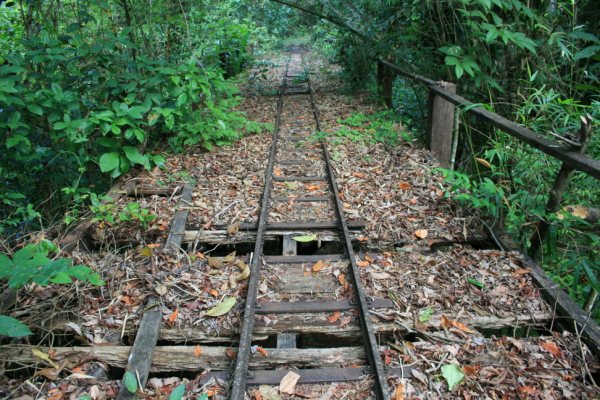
[529,115,593,257]
[426,82,457,169]
[377,60,393,108]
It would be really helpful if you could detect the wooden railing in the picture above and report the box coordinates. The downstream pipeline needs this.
[376,59,600,179]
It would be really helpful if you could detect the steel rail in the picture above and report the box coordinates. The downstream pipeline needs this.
[306,64,391,399]
[229,61,289,399]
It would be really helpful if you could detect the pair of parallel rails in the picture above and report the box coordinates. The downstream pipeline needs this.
[115,49,395,399]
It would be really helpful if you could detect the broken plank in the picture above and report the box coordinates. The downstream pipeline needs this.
[116,308,161,400]
[166,184,194,248]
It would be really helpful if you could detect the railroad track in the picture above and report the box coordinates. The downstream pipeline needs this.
[222,48,394,399]
[7,47,597,400]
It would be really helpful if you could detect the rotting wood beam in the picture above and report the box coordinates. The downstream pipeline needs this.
[48,312,553,344]
[0,345,367,372]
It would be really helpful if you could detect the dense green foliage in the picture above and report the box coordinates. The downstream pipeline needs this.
[0,0,269,237]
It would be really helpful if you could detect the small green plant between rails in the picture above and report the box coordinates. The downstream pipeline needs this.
[120,372,200,400]
[0,240,104,338]
[308,111,412,146]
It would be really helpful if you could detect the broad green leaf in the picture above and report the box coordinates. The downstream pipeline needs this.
[50,271,73,284]
[441,363,464,390]
[123,370,138,393]
[206,297,236,317]
[292,234,317,242]
[0,315,33,337]
[419,307,433,323]
[467,277,485,289]
[27,104,43,116]
[197,394,209,400]
[123,146,150,169]
[99,152,120,173]
[169,384,186,400]
[176,93,188,107]
[574,45,600,61]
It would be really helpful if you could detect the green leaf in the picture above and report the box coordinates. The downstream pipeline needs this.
[123,146,150,169]
[292,234,317,242]
[27,104,43,116]
[169,384,186,400]
[176,93,188,107]
[441,363,464,390]
[574,45,600,61]
[419,307,433,323]
[197,394,209,400]
[206,297,236,317]
[455,64,464,79]
[50,271,73,284]
[123,370,138,393]
[99,152,120,173]
[467,277,485,289]
[0,315,33,337]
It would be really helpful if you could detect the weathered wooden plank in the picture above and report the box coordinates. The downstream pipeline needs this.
[264,254,346,263]
[166,184,194,248]
[116,308,161,400]
[272,176,327,182]
[188,221,367,231]
[282,234,297,256]
[49,312,553,344]
[427,82,456,168]
[271,196,331,202]
[182,229,355,244]
[277,333,297,349]
[1,345,366,372]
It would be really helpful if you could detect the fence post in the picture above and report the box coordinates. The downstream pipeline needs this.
[528,114,593,257]
[426,82,457,169]
[376,60,393,108]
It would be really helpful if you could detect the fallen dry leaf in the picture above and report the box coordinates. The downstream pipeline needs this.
[398,182,411,190]
[440,315,476,334]
[312,260,326,272]
[338,274,348,290]
[540,340,562,357]
[226,348,237,358]
[227,221,240,236]
[167,307,179,325]
[256,346,269,357]
[328,311,341,323]
[513,268,531,276]
[394,383,405,400]
[414,229,428,239]
[279,371,301,394]
[357,260,369,267]
[194,345,202,358]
